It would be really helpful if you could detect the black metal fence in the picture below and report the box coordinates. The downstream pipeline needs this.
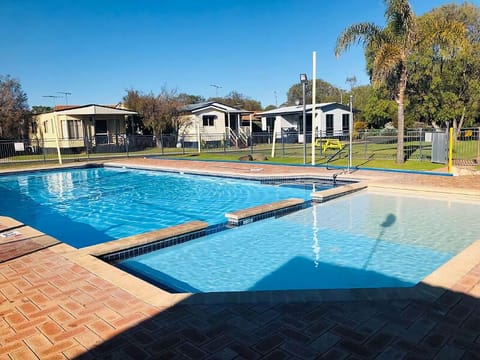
[1,128,478,166]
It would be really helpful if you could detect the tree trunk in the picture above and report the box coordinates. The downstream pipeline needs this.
[453,106,466,140]
[155,129,162,148]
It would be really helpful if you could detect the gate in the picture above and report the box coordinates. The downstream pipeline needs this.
[431,132,448,164]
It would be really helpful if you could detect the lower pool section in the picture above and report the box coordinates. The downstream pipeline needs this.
[119,191,480,293]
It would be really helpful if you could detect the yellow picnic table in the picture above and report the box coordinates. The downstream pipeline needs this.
[314,138,344,152]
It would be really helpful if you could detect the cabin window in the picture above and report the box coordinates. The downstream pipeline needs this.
[202,115,216,126]
[342,114,350,133]
[266,117,275,132]
[43,120,49,134]
[326,114,334,136]
[62,120,82,139]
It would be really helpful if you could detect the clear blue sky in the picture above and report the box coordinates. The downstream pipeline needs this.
[1,0,477,108]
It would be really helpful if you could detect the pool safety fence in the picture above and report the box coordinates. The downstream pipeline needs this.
[1,127,478,166]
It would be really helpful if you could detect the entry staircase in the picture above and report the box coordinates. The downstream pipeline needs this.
[227,127,249,148]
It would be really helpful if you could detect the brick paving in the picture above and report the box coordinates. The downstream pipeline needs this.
[1,159,480,359]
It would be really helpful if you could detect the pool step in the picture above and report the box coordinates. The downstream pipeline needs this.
[311,182,367,202]
[225,198,306,226]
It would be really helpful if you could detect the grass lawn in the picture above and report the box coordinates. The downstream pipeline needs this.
[170,151,446,172]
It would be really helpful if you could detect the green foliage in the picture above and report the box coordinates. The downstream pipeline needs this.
[335,0,474,162]
[122,87,185,143]
[350,85,373,123]
[335,0,418,163]
[31,106,52,114]
[407,2,480,130]
[263,104,277,111]
[364,96,397,128]
[176,93,205,104]
[353,121,368,130]
[208,91,262,111]
[286,79,341,105]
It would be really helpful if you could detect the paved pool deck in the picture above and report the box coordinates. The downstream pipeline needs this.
[1,158,480,359]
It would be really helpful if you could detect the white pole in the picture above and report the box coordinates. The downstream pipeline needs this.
[53,111,63,165]
[349,95,353,172]
[249,113,252,135]
[196,118,201,153]
[311,51,317,165]
[271,117,278,158]
[302,83,306,164]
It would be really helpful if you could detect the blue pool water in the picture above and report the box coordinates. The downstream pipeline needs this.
[120,191,480,292]
[0,167,315,247]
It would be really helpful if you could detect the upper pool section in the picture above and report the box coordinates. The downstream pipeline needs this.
[0,166,321,248]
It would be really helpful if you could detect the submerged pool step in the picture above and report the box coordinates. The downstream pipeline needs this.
[311,182,367,202]
[225,198,306,226]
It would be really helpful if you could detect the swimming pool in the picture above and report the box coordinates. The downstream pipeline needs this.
[0,166,318,247]
[119,190,480,292]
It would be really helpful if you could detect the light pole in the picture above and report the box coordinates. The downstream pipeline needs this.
[349,95,353,172]
[300,73,308,164]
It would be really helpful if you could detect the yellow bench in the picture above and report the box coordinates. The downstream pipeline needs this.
[314,138,343,152]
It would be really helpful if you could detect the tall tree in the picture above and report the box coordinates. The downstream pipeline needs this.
[335,0,418,163]
[123,87,189,147]
[408,3,478,135]
[286,79,341,105]
[0,75,29,139]
[208,91,262,111]
[335,0,467,162]
[177,93,205,104]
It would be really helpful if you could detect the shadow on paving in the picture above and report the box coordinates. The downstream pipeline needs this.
[74,263,480,359]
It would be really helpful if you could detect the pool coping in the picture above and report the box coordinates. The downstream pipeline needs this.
[51,227,480,306]
[103,161,364,184]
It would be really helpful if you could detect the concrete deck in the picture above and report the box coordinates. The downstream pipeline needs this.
[1,158,480,359]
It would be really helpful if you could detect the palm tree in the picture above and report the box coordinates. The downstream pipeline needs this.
[335,0,417,164]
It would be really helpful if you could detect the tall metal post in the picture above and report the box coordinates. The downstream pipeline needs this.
[349,95,353,172]
[302,82,306,164]
[300,73,308,164]
[311,51,317,165]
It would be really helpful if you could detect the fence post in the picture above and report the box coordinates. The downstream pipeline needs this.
[250,133,254,155]
[364,129,368,159]
[85,136,90,160]
[42,139,46,164]
[477,127,480,162]
[419,128,423,161]
[448,127,454,173]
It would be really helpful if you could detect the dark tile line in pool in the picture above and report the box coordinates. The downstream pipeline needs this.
[101,223,226,264]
